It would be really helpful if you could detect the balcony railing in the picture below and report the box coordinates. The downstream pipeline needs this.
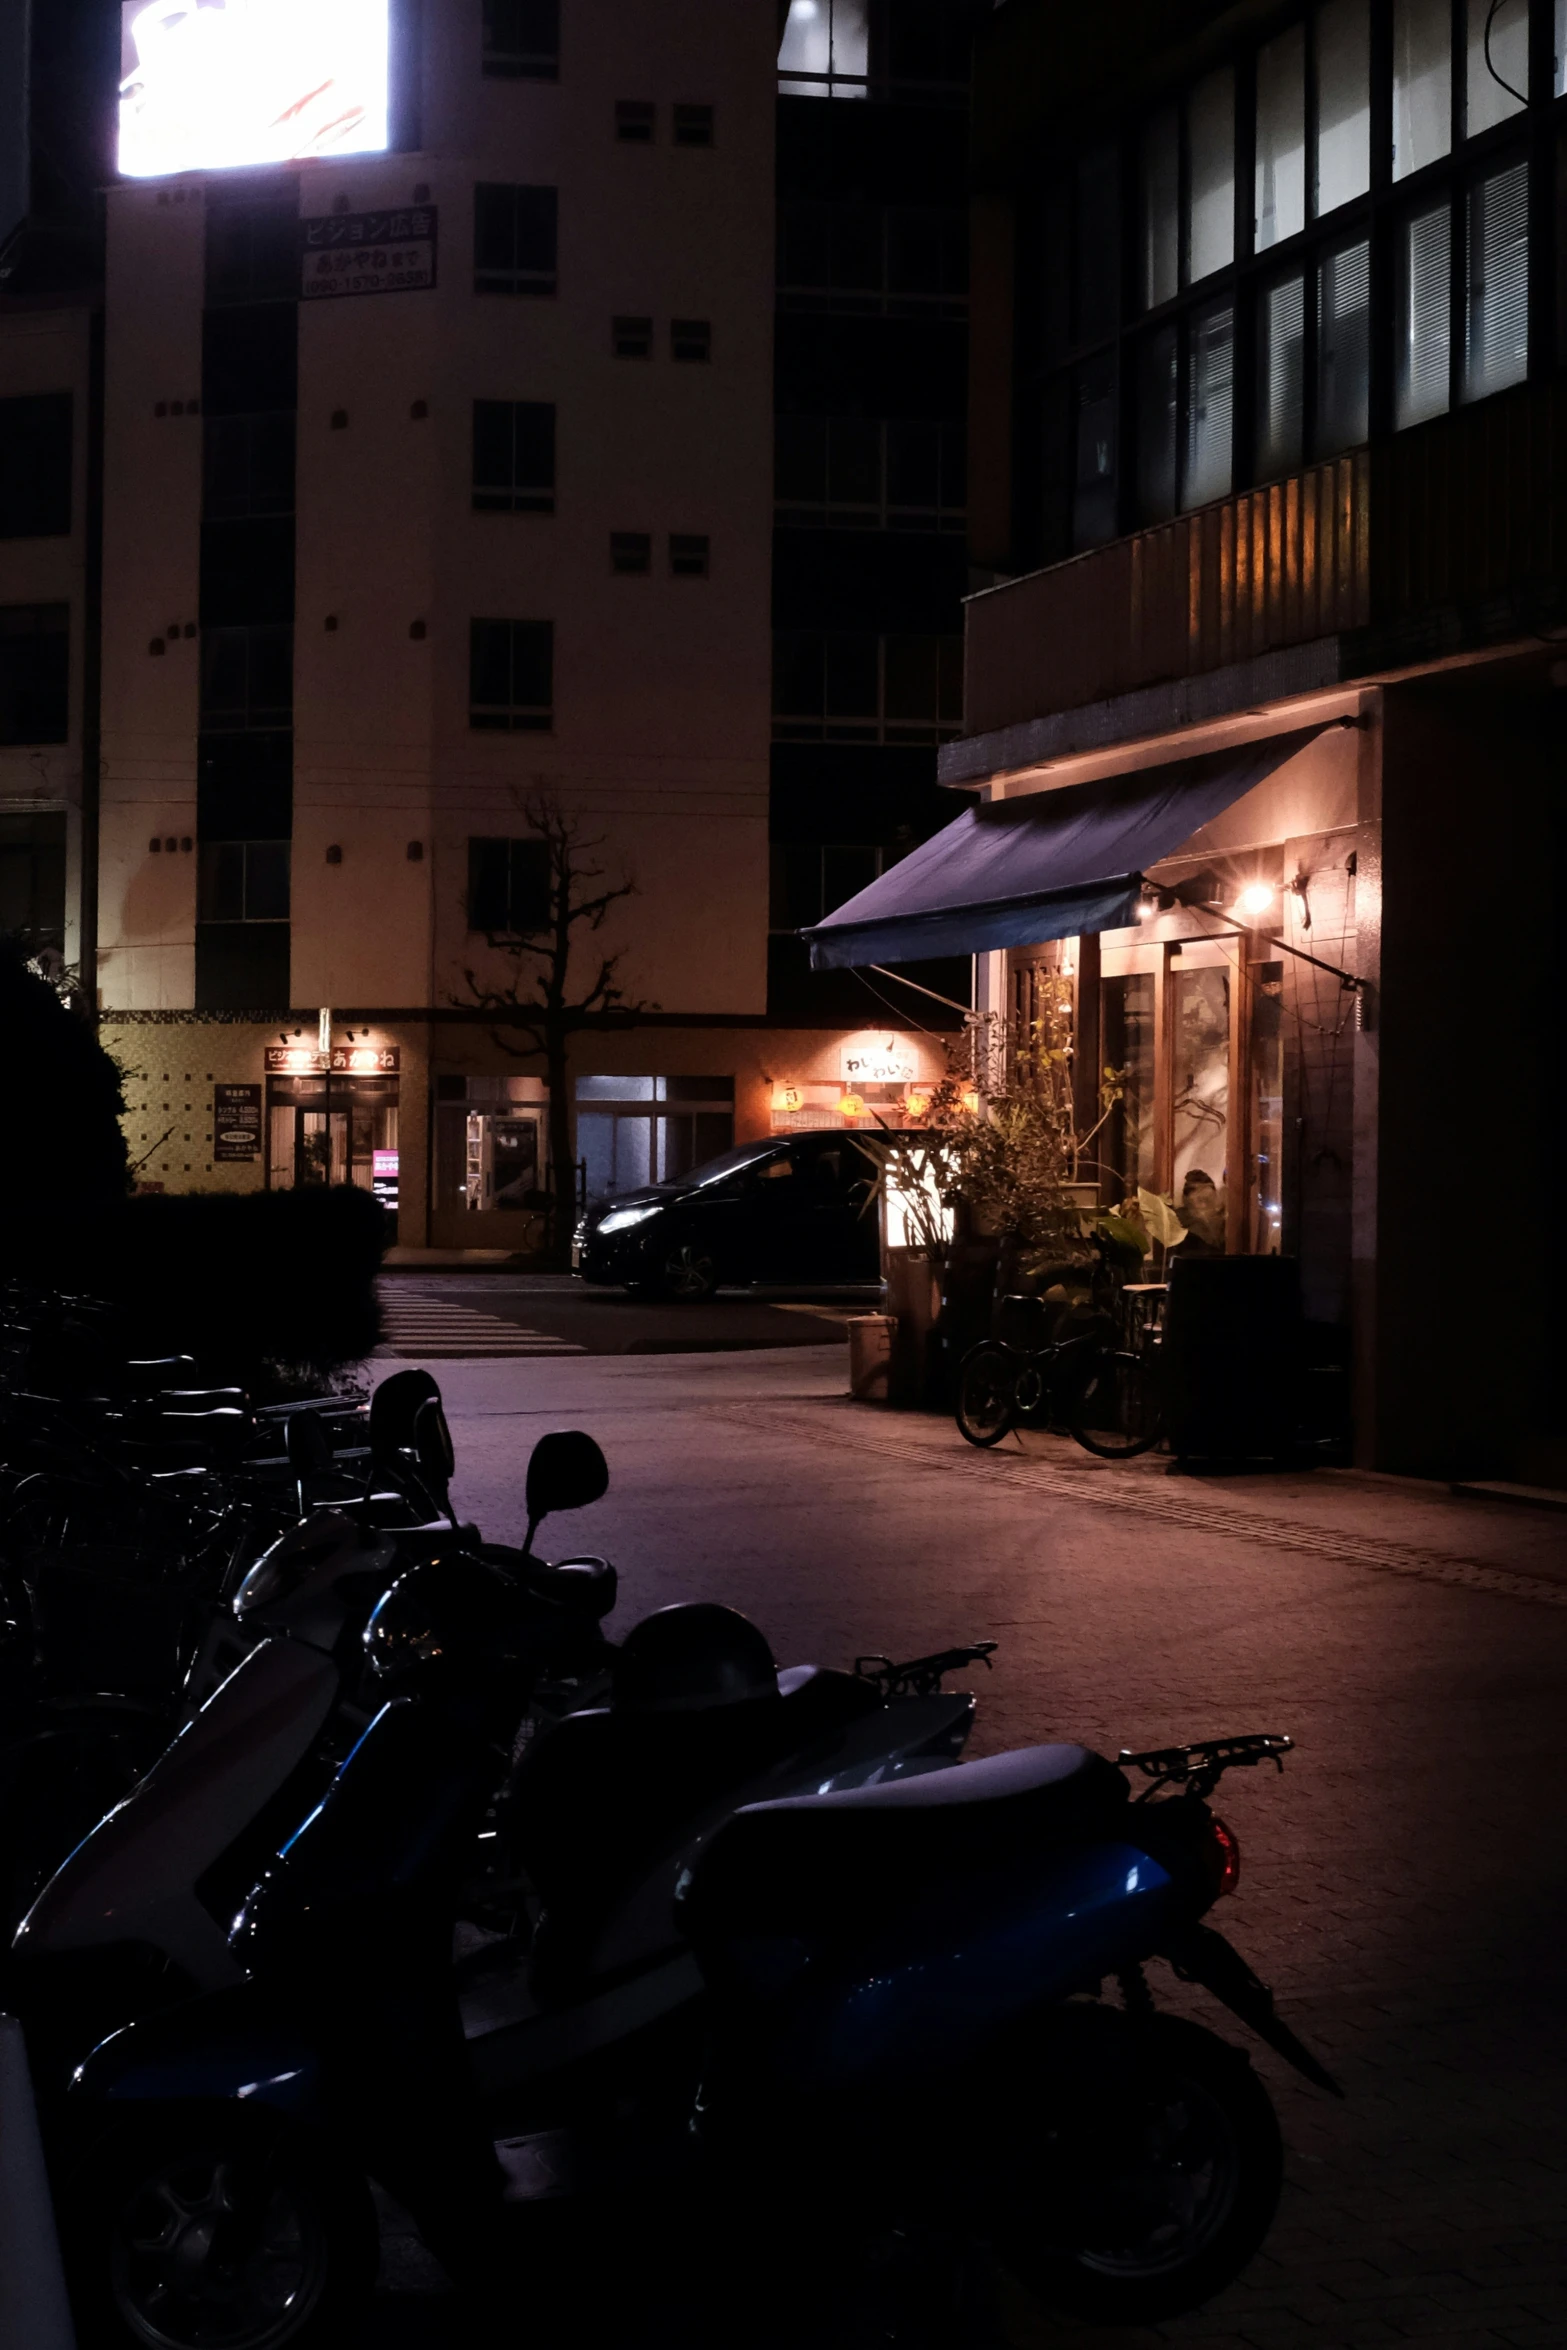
[962,377,1567,744]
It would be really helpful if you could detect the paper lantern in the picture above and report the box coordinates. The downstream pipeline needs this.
[839,1093,866,1120]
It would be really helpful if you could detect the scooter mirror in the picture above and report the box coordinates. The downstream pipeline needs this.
[525,1430,609,1544]
[413,1395,457,1495]
[285,1409,333,1480]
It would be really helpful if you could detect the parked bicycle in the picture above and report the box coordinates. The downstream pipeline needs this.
[954,1235,1165,1459]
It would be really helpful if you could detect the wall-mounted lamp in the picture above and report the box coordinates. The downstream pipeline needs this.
[1235,881,1276,921]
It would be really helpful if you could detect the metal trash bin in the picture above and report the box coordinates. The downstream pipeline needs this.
[847,1314,894,1403]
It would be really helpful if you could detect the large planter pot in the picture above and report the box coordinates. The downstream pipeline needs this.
[884,1248,943,1409]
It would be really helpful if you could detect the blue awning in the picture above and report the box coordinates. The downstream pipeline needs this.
[801,723,1341,970]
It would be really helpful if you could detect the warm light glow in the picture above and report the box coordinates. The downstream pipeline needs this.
[118,0,389,179]
[960,1087,981,1117]
[838,1093,866,1121]
[1236,882,1276,920]
[903,1090,930,1121]
[773,1083,803,1114]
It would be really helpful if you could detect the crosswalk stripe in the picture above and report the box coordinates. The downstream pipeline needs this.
[375,1294,586,1360]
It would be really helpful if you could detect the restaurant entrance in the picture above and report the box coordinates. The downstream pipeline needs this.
[266,1074,399,1193]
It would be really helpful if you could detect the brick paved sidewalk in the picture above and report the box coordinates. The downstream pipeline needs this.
[363,1352,1567,2349]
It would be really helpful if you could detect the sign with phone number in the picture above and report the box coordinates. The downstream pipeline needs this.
[300,207,437,301]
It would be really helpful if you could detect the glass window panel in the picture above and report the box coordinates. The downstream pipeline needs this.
[1465,0,1527,136]
[1255,24,1306,252]
[1072,356,1118,549]
[1558,0,1567,95]
[1464,160,1529,401]
[1393,0,1452,180]
[1395,202,1452,427]
[775,415,826,506]
[1171,965,1231,1245]
[1041,184,1073,357]
[1257,274,1306,478]
[1137,325,1178,521]
[778,0,832,77]
[244,842,290,922]
[831,0,870,77]
[1315,0,1370,217]
[1074,147,1119,347]
[823,633,878,717]
[198,840,244,924]
[883,636,936,722]
[886,420,940,510]
[1248,963,1285,1255]
[1186,69,1235,283]
[827,417,881,508]
[772,631,823,717]
[1182,301,1234,509]
[1100,972,1157,1198]
[1140,110,1179,308]
[1315,238,1370,455]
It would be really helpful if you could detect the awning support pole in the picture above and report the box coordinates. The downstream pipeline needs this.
[865,964,981,1018]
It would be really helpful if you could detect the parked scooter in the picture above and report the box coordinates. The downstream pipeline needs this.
[50,1559,1330,2350]
[50,1578,985,2347]
[7,1411,618,2089]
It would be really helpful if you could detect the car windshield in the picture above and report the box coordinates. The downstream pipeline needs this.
[679,1140,784,1189]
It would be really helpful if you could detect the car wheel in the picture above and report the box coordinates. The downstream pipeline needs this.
[657,1243,718,1302]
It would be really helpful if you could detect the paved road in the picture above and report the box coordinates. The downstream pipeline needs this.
[374,1271,874,1358]
[365,1346,1567,2347]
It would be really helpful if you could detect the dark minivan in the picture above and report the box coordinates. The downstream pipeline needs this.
[573,1130,881,1299]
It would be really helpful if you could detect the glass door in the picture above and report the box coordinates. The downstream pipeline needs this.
[1169,962,1231,1251]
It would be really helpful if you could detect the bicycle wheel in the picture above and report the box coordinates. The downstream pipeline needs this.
[955,1344,1018,1448]
[1070,1348,1163,1459]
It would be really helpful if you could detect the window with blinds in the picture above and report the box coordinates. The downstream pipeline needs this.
[1140,109,1180,309]
[1314,239,1370,456]
[1183,301,1234,508]
[1396,203,1451,428]
[1257,275,1306,479]
[1137,325,1178,522]
[1464,161,1528,403]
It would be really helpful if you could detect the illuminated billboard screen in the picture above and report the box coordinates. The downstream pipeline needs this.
[119,0,389,179]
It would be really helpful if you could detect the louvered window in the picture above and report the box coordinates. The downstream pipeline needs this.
[1137,325,1178,522]
[1464,161,1529,403]
[1314,239,1370,457]
[1396,204,1451,428]
[1257,275,1306,479]
[1183,300,1233,508]
[1255,27,1305,252]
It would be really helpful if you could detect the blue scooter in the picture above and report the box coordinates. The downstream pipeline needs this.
[55,1570,1336,2348]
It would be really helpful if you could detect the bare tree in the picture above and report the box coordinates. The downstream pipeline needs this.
[455,794,654,1256]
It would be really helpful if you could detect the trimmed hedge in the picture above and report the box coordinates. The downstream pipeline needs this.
[82,1186,387,1379]
[1,951,130,1252]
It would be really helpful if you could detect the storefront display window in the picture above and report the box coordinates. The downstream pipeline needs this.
[575,1076,734,1201]
[1171,963,1231,1249]
[434,1074,549,1216]
[1248,963,1285,1254]
[1099,970,1157,1199]
[266,1076,398,1191]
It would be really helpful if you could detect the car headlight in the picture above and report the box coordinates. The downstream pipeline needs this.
[597,1205,660,1236]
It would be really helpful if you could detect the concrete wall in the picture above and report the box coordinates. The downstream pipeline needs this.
[1374,684,1562,1484]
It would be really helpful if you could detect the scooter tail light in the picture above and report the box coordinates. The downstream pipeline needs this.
[1209,1813,1241,1896]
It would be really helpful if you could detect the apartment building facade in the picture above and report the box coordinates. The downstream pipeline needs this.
[0,0,989,1246]
[814,0,1566,1480]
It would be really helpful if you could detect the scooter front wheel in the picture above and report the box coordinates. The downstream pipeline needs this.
[67,2105,378,2350]
[993,2014,1282,2325]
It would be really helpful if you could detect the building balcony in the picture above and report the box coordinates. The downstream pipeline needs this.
[945,375,1567,782]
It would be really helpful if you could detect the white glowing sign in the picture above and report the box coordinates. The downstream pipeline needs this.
[119,0,389,179]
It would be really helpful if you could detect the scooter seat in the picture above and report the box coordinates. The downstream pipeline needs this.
[680,1742,1128,1946]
